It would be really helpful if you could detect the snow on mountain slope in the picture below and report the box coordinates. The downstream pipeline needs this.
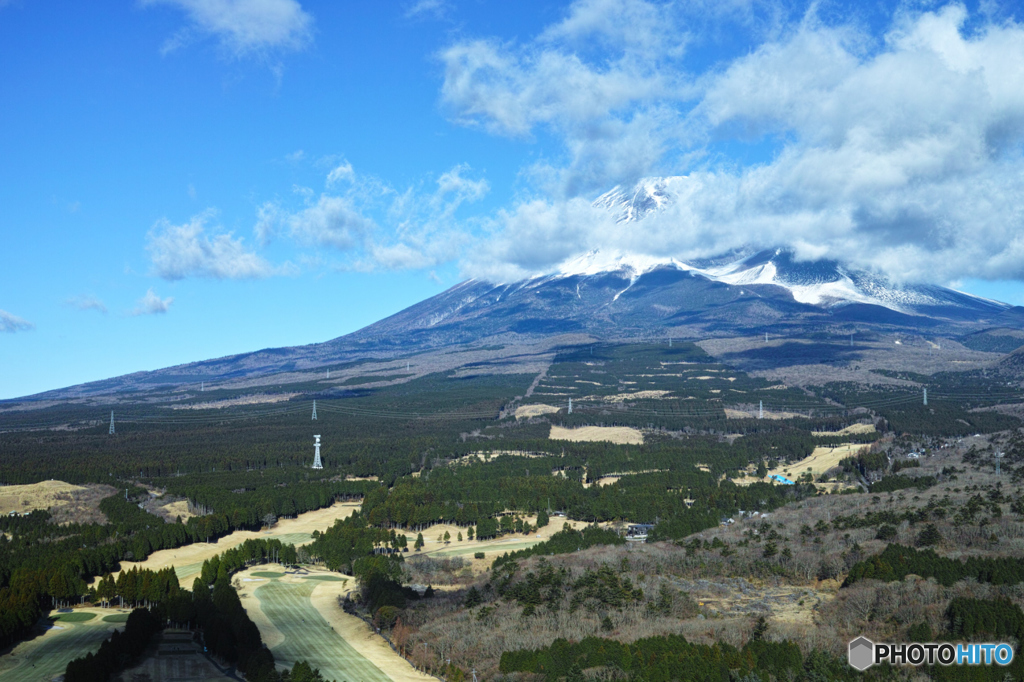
[533,179,1011,317]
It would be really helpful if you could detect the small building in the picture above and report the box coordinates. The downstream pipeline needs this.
[625,523,656,542]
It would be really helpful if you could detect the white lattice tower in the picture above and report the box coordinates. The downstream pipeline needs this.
[109,411,115,435]
[312,400,317,420]
[313,435,323,469]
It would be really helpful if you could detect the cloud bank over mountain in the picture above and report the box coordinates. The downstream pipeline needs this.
[441,2,1024,286]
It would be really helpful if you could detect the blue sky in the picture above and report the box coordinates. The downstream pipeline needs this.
[2,0,1024,399]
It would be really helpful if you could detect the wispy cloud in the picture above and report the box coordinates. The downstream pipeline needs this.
[0,309,34,333]
[254,161,486,272]
[325,160,355,187]
[141,0,313,57]
[131,289,173,316]
[439,0,689,196]
[66,295,108,314]
[446,1,1024,286]
[404,0,449,20]
[147,211,282,280]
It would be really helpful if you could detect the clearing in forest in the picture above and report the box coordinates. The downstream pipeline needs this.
[515,404,561,419]
[724,408,807,420]
[772,444,868,483]
[549,425,643,444]
[812,423,877,436]
[0,480,115,523]
[97,501,360,587]
[0,608,124,682]
[252,578,396,682]
[735,444,867,489]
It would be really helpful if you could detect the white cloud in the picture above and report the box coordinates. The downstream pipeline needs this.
[66,295,108,314]
[253,162,485,272]
[285,194,376,250]
[438,0,690,195]
[404,0,449,20]
[147,211,278,280]
[455,2,1024,286]
[132,289,173,316]
[0,309,34,333]
[325,161,355,187]
[141,0,313,57]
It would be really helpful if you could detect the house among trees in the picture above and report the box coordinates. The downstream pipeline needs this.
[624,523,656,542]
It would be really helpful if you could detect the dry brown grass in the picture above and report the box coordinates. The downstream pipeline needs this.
[401,515,593,577]
[812,423,877,436]
[725,408,808,420]
[0,481,116,524]
[99,501,361,586]
[515,404,561,419]
[399,542,835,679]
[549,425,643,445]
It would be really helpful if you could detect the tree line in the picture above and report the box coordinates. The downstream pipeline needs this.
[845,544,1024,587]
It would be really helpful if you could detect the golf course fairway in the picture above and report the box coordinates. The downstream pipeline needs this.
[256,579,391,682]
[0,610,122,682]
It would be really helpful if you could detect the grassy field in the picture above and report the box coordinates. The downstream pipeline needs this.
[94,501,360,588]
[102,613,130,623]
[53,611,96,622]
[252,571,286,578]
[0,614,115,682]
[549,424,644,444]
[256,580,391,682]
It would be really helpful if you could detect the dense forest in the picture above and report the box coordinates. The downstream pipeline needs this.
[845,543,1024,587]
[2,340,1023,675]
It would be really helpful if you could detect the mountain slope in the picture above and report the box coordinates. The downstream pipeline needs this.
[10,179,1019,399]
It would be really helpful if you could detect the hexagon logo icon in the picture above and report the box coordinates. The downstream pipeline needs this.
[848,636,874,671]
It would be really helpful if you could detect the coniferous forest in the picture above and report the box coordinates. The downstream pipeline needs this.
[2,342,1024,680]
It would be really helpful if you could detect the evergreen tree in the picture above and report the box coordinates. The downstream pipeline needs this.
[916,524,942,547]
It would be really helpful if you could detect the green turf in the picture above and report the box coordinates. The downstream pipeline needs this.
[252,571,286,578]
[301,575,345,581]
[102,613,130,623]
[53,611,97,622]
[256,580,390,682]
[267,532,314,546]
[172,561,203,582]
[0,618,113,682]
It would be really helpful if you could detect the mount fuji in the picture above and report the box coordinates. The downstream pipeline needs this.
[15,179,1024,398]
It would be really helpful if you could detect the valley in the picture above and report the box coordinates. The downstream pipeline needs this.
[2,329,1024,682]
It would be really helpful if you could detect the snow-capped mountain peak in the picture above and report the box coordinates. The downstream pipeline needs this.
[541,177,1016,318]
[592,179,673,224]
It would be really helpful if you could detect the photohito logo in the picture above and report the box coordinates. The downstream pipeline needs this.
[848,637,874,671]
[848,637,1014,669]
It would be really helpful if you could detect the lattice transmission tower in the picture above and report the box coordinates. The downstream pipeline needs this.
[312,435,323,470]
